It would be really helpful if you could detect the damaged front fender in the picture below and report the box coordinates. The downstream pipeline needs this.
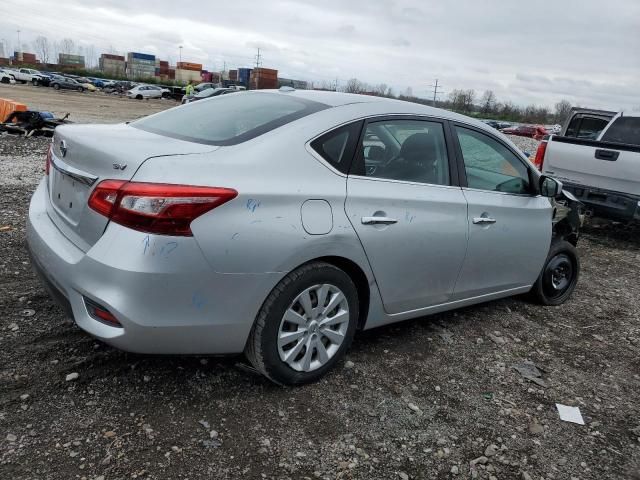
[552,190,585,246]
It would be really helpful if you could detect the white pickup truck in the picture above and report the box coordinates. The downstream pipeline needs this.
[534,112,640,221]
[8,68,45,84]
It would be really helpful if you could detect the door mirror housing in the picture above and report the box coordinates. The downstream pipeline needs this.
[539,175,563,198]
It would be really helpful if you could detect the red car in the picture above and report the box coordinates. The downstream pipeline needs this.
[502,125,548,140]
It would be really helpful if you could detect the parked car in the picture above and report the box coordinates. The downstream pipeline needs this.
[86,77,114,88]
[482,120,501,130]
[72,77,97,92]
[535,111,640,221]
[502,124,548,140]
[126,84,168,100]
[50,75,87,92]
[27,91,581,385]
[7,67,45,84]
[180,82,220,104]
[32,72,53,87]
[0,68,16,84]
[181,87,237,104]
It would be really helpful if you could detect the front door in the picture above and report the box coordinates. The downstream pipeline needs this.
[451,125,552,299]
[345,117,468,314]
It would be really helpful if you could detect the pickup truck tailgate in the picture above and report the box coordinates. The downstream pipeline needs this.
[544,138,640,196]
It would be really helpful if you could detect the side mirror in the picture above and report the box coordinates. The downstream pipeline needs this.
[539,175,563,198]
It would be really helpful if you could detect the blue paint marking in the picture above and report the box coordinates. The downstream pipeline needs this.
[192,293,207,310]
[164,241,178,257]
[246,198,261,212]
[142,235,150,254]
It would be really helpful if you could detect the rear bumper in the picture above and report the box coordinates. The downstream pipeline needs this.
[563,183,640,222]
[27,178,282,354]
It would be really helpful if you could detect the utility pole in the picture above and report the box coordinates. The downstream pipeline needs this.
[178,45,183,64]
[429,79,443,107]
[254,47,262,90]
[16,29,21,54]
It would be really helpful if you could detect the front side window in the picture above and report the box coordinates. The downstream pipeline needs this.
[133,92,328,145]
[455,126,531,195]
[601,117,640,145]
[357,120,450,186]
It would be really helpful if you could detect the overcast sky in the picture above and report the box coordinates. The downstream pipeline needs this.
[1,0,638,110]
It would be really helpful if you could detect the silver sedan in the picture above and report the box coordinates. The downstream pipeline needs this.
[27,90,580,385]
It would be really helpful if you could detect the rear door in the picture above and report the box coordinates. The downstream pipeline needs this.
[345,117,468,314]
[452,124,551,299]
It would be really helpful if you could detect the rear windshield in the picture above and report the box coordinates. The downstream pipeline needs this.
[132,92,328,146]
[600,117,640,145]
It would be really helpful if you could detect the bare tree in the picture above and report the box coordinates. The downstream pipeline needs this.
[343,78,365,94]
[59,38,76,55]
[554,99,572,124]
[33,36,50,63]
[480,90,497,115]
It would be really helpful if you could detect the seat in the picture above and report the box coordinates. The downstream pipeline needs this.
[382,133,439,184]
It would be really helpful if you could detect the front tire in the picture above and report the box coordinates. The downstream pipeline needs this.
[77,87,84,92]
[245,262,359,385]
[136,94,143,100]
[530,240,579,305]
[53,83,60,90]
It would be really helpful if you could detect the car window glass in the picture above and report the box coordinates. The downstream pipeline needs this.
[133,92,329,146]
[359,120,450,186]
[310,122,362,174]
[455,126,531,194]
[577,117,609,139]
[601,117,640,145]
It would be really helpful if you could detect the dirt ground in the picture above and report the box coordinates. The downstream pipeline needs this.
[0,87,639,480]
[0,83,174,124]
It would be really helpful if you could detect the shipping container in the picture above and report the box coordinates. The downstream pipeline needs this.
[129,52,155,61]
[176,61,203,71]
[59,53,85,67]
[159,60,169,67]
[102,53,125,61]
[175,68,202,83]
[229,69,238,81]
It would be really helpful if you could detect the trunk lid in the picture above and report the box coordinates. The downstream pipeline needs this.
[46,123,217,251]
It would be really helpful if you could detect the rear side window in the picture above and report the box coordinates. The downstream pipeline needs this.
[133,93,328,146]
[601,117,640,145]
[566,116,610,139]
[310,122,362,174]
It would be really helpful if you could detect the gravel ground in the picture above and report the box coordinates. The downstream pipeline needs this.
[1,94,639,479]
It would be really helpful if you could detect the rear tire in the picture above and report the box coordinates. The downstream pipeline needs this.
[53,83,60,90]
[136,94,143,100]
[77,87,84,92]
[530,240,579,306]
[245,262,359,385]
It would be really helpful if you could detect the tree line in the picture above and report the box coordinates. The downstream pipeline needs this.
[338,78,574,125]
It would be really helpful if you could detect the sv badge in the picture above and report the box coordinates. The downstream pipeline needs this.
[113,163,127,171]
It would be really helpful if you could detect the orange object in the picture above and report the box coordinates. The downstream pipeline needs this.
[0,98,28,123]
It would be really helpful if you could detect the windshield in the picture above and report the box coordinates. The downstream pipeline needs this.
[132,92,328,146]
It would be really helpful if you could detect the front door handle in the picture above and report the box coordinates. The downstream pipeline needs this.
[361,216,398,225]
[472,217,497,225]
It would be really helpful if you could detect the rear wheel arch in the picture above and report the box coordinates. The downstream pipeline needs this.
[313,256,370,330]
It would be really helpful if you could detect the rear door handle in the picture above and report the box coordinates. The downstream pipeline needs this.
[594,149,619,161]
[361,216,398,225]
[472,217,497,225]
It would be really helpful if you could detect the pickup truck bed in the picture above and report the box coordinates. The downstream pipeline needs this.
[540,136,640,221]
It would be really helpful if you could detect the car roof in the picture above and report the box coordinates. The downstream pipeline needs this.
[258,89,493,129]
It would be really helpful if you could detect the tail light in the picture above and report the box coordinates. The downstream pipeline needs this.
[88,181,237,236]
[45,144,52,175]
[533,141,548,171]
